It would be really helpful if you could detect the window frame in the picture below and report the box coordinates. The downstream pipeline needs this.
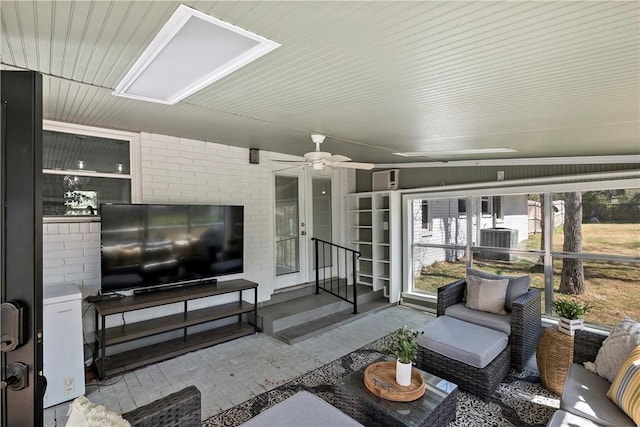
[492,195,504,220]
[458,198,467,216]
[421,200,432,233]
[42,120,141,221]
[401,175,640,319]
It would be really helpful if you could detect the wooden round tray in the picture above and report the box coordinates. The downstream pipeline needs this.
[363,361,426,402]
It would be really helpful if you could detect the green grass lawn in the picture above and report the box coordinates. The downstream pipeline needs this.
[414,223,640,327]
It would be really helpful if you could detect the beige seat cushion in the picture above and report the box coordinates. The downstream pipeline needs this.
[445,303,512,335]
[560,364,635,427]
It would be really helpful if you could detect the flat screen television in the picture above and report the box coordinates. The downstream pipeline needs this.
[100,203,244,293]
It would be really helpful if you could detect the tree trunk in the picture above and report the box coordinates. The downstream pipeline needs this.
[559,192,585,295]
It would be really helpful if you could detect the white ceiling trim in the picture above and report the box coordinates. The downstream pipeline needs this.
[376,155,640,169]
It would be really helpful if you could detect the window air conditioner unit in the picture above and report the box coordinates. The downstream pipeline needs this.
[372,169,399,191]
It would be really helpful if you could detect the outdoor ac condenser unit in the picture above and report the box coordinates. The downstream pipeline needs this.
[372,169,399,191]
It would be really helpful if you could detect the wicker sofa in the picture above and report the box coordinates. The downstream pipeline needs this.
[121,385,201,427]
[555,330,636,427]
[436,277,542,371]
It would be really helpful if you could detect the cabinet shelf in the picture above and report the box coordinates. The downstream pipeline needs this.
[95,280,256,315]
[101,301,255,346]
[102,323,255,378]
[356,272,374,278]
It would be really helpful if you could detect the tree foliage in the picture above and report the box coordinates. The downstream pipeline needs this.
[582,189,640,223]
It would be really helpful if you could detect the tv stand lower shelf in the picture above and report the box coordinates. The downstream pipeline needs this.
[93,279,258,379]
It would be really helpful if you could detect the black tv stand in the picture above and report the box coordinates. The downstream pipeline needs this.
[132,278,218,295]
[93,279,258,379]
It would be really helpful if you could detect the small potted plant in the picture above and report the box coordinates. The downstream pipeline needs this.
[387,325,421,386]
[553,297,592,336]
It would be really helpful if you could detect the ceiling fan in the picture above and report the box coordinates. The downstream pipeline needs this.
[274,134,374,172]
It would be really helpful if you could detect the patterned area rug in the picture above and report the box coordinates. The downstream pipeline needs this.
[202,334,559,426]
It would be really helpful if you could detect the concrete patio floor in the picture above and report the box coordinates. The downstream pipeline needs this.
[45,305,433,426]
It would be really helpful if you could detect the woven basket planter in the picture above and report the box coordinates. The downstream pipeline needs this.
[536,327,574,395]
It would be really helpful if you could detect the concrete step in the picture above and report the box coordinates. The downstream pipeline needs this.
[273,298,393,344]
[257,282,391,343]
[260,292,352,335]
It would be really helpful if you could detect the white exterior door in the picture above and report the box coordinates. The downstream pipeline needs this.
[273,170,337,290]
[274,172,308,289]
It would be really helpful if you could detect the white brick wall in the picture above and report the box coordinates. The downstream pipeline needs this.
[42,130,284,339]
[41,126,353,345]
[43,221,101,289]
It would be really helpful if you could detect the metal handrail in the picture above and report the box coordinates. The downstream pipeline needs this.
[311,237,360,314]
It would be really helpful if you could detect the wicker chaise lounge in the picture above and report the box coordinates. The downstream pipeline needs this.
[436,276,542,371]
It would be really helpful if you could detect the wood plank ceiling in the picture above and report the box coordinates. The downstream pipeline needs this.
[1,1,639,164]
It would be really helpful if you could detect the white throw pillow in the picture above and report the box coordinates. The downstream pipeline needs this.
[464,275,509,315]
[66,396,131,427]
[583,317,640,383]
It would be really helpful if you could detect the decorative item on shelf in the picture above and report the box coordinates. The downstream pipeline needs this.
[553,297,592,336]
[386,325,421,386]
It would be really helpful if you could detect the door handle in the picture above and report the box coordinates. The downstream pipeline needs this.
[1,362,28,391]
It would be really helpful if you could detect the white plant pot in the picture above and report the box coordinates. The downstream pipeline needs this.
[558,317,584,336]
[396,359,412,386]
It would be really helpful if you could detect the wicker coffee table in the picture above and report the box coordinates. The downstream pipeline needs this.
[334,361,458,427]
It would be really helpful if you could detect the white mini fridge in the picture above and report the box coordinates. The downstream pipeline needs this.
[43,284,86,408]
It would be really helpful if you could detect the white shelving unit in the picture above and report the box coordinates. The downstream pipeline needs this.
[347,191,401,303]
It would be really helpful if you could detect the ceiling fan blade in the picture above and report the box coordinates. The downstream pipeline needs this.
[334,161,375,170]
[326,154,350,162]
[271,159,309,164]
[274,165,305,172]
